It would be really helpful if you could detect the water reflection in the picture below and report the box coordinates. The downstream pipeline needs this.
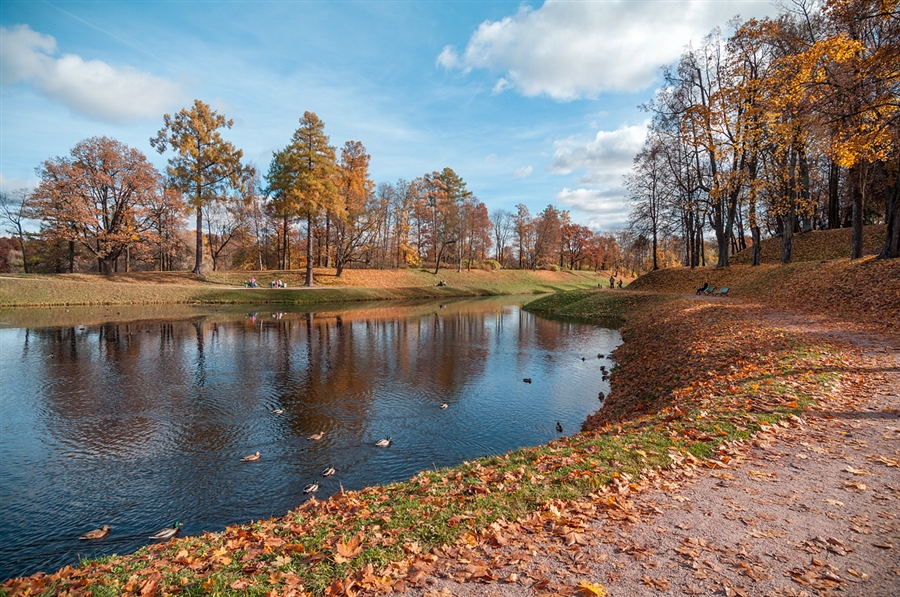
[0,298,620,579]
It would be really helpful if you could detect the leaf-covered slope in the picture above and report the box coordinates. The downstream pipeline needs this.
[729,225,886,265]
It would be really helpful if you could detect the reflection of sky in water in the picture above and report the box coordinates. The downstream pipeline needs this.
[0,300,620,580]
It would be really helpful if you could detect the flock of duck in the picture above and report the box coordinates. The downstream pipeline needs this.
[80,522,181,542]
[80,354,609,544]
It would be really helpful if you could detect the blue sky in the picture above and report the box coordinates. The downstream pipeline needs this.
[1,0,779,231]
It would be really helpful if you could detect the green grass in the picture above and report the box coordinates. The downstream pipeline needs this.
[0,269,605,307]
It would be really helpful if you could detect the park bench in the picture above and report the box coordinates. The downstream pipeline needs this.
[703,286,716,294]
[714,287,730,296]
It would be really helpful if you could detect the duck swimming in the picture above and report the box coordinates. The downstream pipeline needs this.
[149,522,181,540]
[79,525,111,540]
[375,437,392,447]
[241,451,260,462]
[556,422,563,433]
[303,482,319,494]
[322,467,336,477]
[308,431,325,441]
[271,409,284,415]
[440,403,448,409]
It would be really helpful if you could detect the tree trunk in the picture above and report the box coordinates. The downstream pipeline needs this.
[781,204,795,264]
[16,228,28,274]
[305,212,315,287]
[879,169,900,259]
[193,205,203,274]
[828,161,840,229]
[850,164,864,260]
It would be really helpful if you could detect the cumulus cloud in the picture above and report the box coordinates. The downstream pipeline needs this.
[557,187,631,230]
[514,165,533,177]
[551,121,648,185]
[1,24,185,123]
[438,0,773,100]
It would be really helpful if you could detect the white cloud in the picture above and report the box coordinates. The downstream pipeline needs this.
[551,121,648,185]
[438,0,774,100]
[0,173,38,194]
[0,24,185,123]
[514,165,533,177]
[557,187,630,230]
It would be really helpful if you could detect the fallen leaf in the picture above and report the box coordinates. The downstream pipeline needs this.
[641,576,671,591]
[576,579,608,596]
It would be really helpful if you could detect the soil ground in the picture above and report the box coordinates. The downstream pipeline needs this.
[402,301,900,597]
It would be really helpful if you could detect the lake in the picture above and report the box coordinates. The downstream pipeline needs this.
[0,297,620,579]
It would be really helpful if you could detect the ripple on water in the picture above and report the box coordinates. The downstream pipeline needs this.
[0,301,620,579]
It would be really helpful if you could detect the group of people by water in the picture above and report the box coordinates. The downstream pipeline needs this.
[244,277,287,288]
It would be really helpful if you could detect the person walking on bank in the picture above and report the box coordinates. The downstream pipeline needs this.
[609,275,615,289]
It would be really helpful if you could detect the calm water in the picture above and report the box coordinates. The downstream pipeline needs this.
[0,297,620,579]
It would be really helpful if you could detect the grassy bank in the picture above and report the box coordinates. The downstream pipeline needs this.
[4,261,863,596]
[0,268,606,308]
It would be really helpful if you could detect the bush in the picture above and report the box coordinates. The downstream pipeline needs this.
[545,264,561,272]
[482,259,501,271]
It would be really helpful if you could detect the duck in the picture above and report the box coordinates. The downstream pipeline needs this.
[322,467,336,477]
[581,357,586,361]
[79,525,111,540]
[598,391,605,400]
[149,522,181,540]
[598,354,604,359]
[556,422,564,433]
[523,378,532,384]
[241,451,261,462]
[271,409,284,415]
[440,403,448,409]
[303,482,319,494]
[307,431,325,441]
[375,437,392,447]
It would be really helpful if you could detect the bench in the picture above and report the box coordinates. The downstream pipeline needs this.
[714,287,730,296]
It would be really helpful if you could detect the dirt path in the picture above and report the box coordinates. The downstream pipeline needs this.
[401,305,900,597]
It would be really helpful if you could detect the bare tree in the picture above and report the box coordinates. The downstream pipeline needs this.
[0,189,33,273]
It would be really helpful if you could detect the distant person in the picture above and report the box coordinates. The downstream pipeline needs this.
[697,282,709,295]
[609,275,615,289]
[617,279,623,289]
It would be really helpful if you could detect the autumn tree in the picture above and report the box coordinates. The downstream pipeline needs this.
[267,111,338,285]
[422,168,469,273]
[32,136,160,274]
[151,99,245,274]
[144,183,188,271]
[333,140,375,277]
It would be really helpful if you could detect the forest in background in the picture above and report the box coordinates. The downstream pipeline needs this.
[1,0,897,280]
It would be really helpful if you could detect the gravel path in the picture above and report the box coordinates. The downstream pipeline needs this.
[400,307,900,597]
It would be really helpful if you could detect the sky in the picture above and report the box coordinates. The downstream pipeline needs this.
[0,0,781,232]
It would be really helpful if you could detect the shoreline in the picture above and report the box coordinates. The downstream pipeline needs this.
[3,258,897,595]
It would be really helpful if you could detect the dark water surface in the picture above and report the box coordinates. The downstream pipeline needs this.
[0,297,620,579]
